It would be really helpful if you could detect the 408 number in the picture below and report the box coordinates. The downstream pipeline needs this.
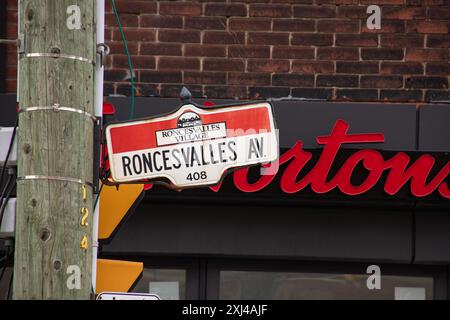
[186,171,207,181]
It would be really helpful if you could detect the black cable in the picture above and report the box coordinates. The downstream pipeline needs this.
[0,172,13,212]
[0,118,18,196]
[0,171,15,230]
[0,245,9,282]
[6,269,13,300]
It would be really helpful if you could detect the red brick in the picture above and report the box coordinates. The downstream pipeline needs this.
[317,20,360,33]
[139,71,182,83]
[249,87,292,100]
[158,57,200,71]
[273,74,315,87]
[161,85,203,98]
[273,19,316,32]
[230,18,272,31]
[380,62,423,75]
[294,5,336,18]
[184,72,227,85]
[407,0,445,4]
[317,75,359,87]
[380,35,424,48]
[140,15,183,28]
[185,44,226,57]
[272,0,313,3]
[427,36,450,48]
[228,46,271,59]
[159,2,202,16]
[360,76,403,88]
[4,48,15,59]
[117,83,158,97]
[336,62,379,74]
[272,47,315,59]
[336,89,379,101]
[204,3,247,16]
[292,34,333,46]
[5,52,17,66]
[140,43,182,56]
[105,70,135,82]
[383,6,426,19]
[425,90,450,102]
[316,0,357,3]
[361,48,404,61]
[203,58,245,72]
[336,34,378,47]
[108,41,139,55]
[427,7,450,20]
[203,31,245,45]
[247,60,290,73]
[204,86,248,99]
[406,21,449,34]
[292,61,335,74]
[5,66,17,78]
[6,24,17,37]
[112,29,156,42]
[185,17,227,30]
[362,21,405,33]
[337,6,367,18]
[104,83,115,96]
[105,28,113,41]
[228,0,270,2]
[112,0,157,14]
[114,55,155,69]
[405,76,448,89]
[360,0,404,4]
[5,80,17,93]
[405,49,449,62]
[228,73,271,86]
[291,88,333,100]
[106,13,138,28]
[158,30,200,43]
[426,62,450,76]
[7,12,17,24]
[249,4,292,17]
[380,90,423,102]
[248,32,290,45]
[317,48,359,60]
[6,0,18,10]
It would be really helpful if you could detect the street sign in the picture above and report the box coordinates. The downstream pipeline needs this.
[97,292,161,300]
[105,102,278,188]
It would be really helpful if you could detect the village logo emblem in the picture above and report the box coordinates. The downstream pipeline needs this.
[177,111,202,128]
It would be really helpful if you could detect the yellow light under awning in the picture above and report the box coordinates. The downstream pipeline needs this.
[96,259,144,294]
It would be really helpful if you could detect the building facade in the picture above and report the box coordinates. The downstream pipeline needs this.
[1,0,450,300]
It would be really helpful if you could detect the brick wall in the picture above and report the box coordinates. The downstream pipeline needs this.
[4,0,450,102]
[4,0,17,93]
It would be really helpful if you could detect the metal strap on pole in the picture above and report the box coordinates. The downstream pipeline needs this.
[21,52,96,65]
[0,39,19,45]
[17,175,94,187]
[18,104,98,123]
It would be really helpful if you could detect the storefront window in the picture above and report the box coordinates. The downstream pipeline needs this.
[131,268,186,300]
[220,271,433,300]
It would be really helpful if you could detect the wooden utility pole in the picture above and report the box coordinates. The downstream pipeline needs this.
[13,0,96,299]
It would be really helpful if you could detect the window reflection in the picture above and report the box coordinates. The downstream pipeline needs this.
[220,271,433,300]
[132,268,186,300]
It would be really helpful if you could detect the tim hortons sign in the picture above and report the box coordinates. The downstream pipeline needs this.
[209,119,449,199]
[105,102,278,188]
